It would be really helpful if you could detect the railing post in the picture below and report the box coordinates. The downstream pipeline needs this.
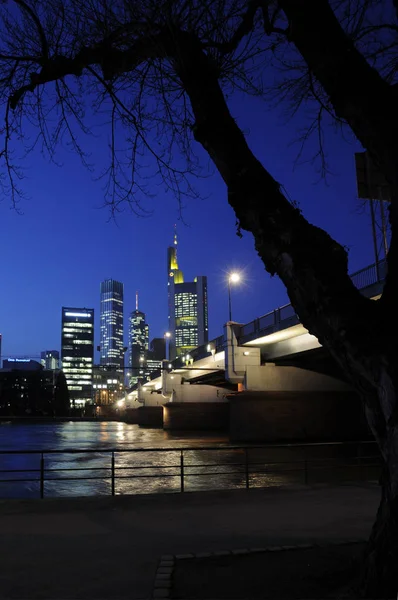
[304,460,308,485]
[245,448,250,490]
[111,451,115,496]
[180,450,184,493]
[40,453,44,499]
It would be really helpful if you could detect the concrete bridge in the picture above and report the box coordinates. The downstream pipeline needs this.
[125,260,385,442]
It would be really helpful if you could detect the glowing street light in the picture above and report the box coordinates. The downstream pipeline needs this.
[229,272,241,284]
[227,272,241,322]
[164,331,172,360]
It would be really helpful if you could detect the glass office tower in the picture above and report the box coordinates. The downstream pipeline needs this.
[100,279,124,372]
[61,308,94,408]
[167,230,208,360]
[129,297,149,387]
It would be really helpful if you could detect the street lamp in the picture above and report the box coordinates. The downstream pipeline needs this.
[164,331,172,361]
[227,272,241,322]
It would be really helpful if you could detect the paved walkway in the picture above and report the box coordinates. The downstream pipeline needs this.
[0,484,380,599]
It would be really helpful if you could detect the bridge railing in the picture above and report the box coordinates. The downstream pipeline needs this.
[350,258,387,290]
[238,259,387,343]
[168,259,387,370]
[239,303,300,341]
[0,440,380,499]
[171,333,226,368]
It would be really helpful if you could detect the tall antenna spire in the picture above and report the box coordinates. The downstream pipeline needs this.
[173,224,178,267]
[136,291,138,311]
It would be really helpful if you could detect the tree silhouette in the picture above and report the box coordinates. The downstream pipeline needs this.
[0,1,397,594]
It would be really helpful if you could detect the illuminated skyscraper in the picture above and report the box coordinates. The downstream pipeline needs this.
[100,279,124,371]
[167,229,208,360]
[61,307,94,408]
[129,294,149,387]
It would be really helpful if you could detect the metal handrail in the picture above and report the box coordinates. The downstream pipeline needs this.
[186,259,387,358]
[0,439,378,454]
[239,260,387,340]
[0,441,380,499]
[179,259,387,366]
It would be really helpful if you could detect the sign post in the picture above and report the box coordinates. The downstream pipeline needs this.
[355,152,391,281]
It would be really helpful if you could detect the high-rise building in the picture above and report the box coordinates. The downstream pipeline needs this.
[144,338,166,381]
[128,293,149,387]
[61,307,94,408]
[40,350,60,370]
[167,230,208,359]
[100,279,124,372]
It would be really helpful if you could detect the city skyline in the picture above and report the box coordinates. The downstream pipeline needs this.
[0,96,377,360]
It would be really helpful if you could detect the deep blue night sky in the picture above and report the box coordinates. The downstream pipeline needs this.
[0,89,374,361]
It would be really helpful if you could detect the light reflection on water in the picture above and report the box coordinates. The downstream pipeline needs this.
[0,422,379,498]
[0,421,233,498]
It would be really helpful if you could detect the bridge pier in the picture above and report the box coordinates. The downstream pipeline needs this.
[124,406,163,428]
[163,402,229,431]
[229,390,369,442]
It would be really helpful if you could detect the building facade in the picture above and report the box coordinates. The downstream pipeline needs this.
[2,359,42,371]
[92,366,124,406]
[0,360,69,416]
[100,279,124,372]
[40,350,60,370]
[144,338,166,381]
[61,307,94,408]
[167,231,208,360]
[128,295,149,387]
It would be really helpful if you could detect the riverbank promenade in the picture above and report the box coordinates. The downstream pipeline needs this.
[0,484,380,599]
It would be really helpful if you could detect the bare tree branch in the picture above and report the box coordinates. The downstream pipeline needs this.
[12,0,49,58]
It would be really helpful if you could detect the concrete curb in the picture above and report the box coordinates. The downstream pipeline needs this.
[151,539,366,599]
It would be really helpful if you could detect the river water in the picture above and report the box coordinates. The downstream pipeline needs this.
[0,421,379,499]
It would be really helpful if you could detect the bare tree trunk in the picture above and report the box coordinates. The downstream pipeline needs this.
[172,30,379,360]
[362,458,398,598]
[171,31,398,598]
[277,0,398,311]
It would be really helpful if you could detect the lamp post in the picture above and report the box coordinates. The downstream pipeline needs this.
[164,332,172,361]
[227,272,241,322]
